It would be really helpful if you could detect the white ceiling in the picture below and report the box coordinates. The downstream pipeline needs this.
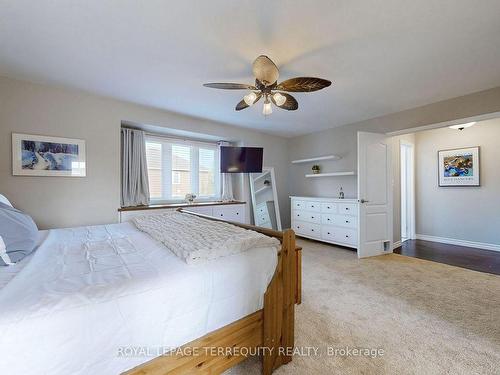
[1,0,500,137]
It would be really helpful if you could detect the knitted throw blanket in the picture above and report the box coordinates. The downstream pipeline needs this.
[133,211,280,264]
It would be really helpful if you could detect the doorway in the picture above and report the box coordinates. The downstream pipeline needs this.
[400,141,415,243]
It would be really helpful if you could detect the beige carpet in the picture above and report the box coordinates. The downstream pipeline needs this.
[226,239,500,375]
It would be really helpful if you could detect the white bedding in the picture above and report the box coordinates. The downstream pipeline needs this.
[0,230,48,289]
[0,222,278,375]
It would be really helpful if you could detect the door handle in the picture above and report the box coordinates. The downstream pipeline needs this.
[359,199,369,203]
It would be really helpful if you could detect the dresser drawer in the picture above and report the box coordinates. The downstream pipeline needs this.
[321,203,337,213]
[293,221,321,238]
[212,205,245,223]
[292,200,306,210]
[322,226,340,242]
[336,227,357,246]
[256,204,268,215]
[321,213,338,225]
[338,203,357,216]
[335,215,357,229]
[305,201,321,212]
[256,214,271,226]
[294,210,320,224]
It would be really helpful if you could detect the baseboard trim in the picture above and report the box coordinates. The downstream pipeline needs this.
[392,241,402,250]
[415,234,500,252]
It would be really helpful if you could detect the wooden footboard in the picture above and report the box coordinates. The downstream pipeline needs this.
[123,209,296,375]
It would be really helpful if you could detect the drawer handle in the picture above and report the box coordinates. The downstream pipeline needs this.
[220,214,224,217]
[327,206,331,209]
[311,205,315,208]
[236,212,239,215]
[345,207,349,210]
[297,226,300,229]
[345,235,349,238]
[311,229,315,232]
[327,218,330,221]
[327,232,331,235]
[345,220,349,223]
[311,216,314,219]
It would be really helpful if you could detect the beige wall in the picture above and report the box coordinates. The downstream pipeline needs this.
[414,119,500,244]
[0,76,291,229]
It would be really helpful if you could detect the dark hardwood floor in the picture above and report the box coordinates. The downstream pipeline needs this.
[394,239,500,275]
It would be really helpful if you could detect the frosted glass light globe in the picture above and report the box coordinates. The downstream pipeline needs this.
[273,92,286,106]
[243,92,257,106]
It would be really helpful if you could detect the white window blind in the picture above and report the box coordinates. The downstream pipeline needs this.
[145,135,220,202]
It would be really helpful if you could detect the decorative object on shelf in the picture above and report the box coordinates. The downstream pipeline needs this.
[263,179,271,186]
[12,133,86,177]
[203,55,331,116]
[185,193,197,204]
[438,146,480,187]
[339,187,345,199]
[311,165,320,174]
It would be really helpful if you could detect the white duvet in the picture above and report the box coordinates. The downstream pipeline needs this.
[0,222,278,375]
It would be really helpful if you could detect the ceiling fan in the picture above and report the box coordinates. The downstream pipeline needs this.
[203,55,331,115]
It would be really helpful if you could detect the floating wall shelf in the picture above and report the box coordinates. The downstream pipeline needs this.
[305,171,356,178]
[291,155,341,164]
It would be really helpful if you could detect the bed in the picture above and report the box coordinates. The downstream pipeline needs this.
[0,208,296,375]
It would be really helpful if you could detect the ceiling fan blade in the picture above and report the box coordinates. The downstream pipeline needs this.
[271,93,298,110]
[203,83,256,90]
[235,93,262,111]
[276,77,331,92]
[252,55,279,85]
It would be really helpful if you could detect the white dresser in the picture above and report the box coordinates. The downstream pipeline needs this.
[119,202,247,224]
[290,196,358,249]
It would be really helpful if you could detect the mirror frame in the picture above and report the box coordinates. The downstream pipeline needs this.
[249,166,282,231]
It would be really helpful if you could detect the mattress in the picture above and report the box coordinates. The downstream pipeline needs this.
[0,222,278,375]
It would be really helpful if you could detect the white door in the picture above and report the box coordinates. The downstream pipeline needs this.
[357,132,393,258]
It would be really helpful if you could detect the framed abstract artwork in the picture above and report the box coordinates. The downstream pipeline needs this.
[12,133,86,177]
[438,146,479,187]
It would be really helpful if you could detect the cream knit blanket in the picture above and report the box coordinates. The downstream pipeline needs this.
[133,211,280,264]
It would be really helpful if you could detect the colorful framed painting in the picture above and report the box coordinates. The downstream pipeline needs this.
[438,146,479,187]
[12,133,86,177]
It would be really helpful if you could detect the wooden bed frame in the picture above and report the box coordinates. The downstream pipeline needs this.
[123,208,297,375]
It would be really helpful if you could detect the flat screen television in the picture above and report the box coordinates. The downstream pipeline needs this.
[220,146,263,173]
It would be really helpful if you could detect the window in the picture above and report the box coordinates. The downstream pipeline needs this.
[145,136,220,202]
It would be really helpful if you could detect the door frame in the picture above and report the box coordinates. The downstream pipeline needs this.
[400,140,416,241]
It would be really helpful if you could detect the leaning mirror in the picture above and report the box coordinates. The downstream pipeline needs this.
[249,167,282,230]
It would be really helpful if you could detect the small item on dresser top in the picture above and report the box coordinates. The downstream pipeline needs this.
[311,165,320,174]
[185,193,196,204]
[339,187,345,199]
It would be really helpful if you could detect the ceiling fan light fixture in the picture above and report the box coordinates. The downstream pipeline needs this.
[263,101,272,116]
[273,92,286,106]
[449,122,476,130]
[243,92,258,106]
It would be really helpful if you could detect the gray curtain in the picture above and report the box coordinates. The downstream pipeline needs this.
[121,128,150,207]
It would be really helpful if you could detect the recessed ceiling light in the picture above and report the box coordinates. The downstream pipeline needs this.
[449,122,476,130]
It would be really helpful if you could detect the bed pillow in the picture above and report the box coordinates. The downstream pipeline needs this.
[0,202,38,266]
[0,193,13,207]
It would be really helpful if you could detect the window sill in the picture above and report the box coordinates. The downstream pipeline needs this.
[118,200,246,212]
